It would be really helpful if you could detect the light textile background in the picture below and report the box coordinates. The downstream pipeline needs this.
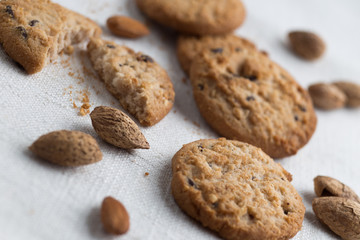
[1,0,359,239]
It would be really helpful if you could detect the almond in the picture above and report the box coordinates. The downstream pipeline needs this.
[308,83,346,110]
[107,16,150,38]
[101,196,130,235]
[314,176,360,202]
[333,81,360,108]
[288,31,326,60]
[312,197,360,240]
[90,106,149,149]
[29,130,102,166]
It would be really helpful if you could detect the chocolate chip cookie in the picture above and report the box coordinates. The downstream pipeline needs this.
[172,138,305,240]
[189,40,317,158]
[136,0,246,36]
[0,0,101,74]
[87,38,175,126]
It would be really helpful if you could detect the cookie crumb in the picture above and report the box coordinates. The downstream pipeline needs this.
[192,121,200,128]
[64,45,74,55]
[144,172,149,176]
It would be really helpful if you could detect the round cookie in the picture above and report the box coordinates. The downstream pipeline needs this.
[177,34,256,75]
[171,138,305,240]
[189,41,317,158]
[135,0,246,36]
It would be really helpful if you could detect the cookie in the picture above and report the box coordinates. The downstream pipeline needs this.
[0,0,101,74]
[189,40,317,158]
[177,34,256,75]
[87,38,175,126]
[171,138,305,240]
[135,0,246,36]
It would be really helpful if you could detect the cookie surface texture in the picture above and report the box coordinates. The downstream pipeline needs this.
[0,0,101,74]
[136,0,245,36]
[87,38,175,126]
[190,40,317,158]
[177,34,256,75]
[171,138,305,240]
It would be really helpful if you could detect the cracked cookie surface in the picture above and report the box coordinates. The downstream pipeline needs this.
[189,39,317,158]
[0,0,101,74]
[171,138,305,240]
[136,0,245,36]
[87,38,175,126]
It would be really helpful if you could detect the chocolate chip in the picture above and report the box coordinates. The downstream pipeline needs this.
[245,75,257,81]
[188,178,195,187]
[284,210,289,215]
[246,96,255,101]
[299,105,307,112]
[251,176,256,180]
[16,26,27,39]
[5,6,14,18]
[211,48,223,54]
[198,145,204,152]
[235,47,241,52]
[198,84,204,90]
[107,44,115,49]
[29,20,39,27]
[294,115,299,121]
[137,55,154,63]
[119,64,123,67]
[212,202,219,208]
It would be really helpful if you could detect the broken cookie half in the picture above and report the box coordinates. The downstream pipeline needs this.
[87,38,175,126]
[0,0,101,74]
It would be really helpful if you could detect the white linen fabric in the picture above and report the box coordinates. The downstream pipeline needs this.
[1,0,359,239]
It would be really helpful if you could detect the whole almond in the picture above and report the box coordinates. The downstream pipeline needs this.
[101,196,130,235]
[90,106,149,149]
[29,130,102,166]
[288,31,326,60]
[308,83,346,110]
[312,197,360,240]
[333,81,360,108]
[314,176,360,202]
[107,16,149,38]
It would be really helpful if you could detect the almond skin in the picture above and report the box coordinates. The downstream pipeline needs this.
[107,16,150,38]
[333,81,360,108]
[312,197,360,240]
[29,130,102,166]
[308,83,346,110]
[288,31,326,60]
[101,196,130,235]
[90,106,150,149]
[314,176,360,202]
